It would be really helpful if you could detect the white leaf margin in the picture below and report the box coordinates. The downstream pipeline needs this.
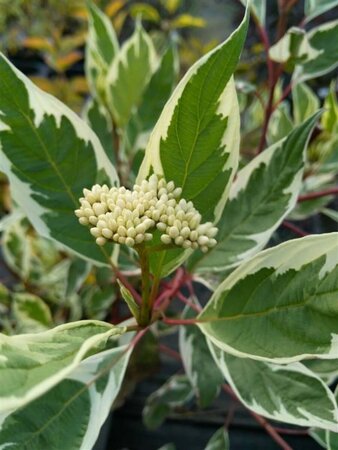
[199,233,338,363]
[0,320,125,414]
[209,342,338,432]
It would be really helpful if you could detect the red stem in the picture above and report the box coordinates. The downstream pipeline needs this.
[159,344,182,361]
[176,291,201,313]
[298,187,338,202]
[162,317,200,326]
[282,221,309,237]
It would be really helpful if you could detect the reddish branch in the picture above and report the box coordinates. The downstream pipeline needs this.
[282,221,308,237]
[298,187,338,202]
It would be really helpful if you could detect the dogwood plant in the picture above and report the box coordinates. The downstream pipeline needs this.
[0,1,337,449]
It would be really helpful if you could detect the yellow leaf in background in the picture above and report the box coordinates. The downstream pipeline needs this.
[105,0,126,17]
[130,3,161,22]
[112,10,128,33]
[170,14,206,29]
[60,33,86,53]
[54,51,83,72]
[69,6,88,20]
[29,77,57,95]
[23,37,53,52]
[162,0,181,14]
[71,76,88,94]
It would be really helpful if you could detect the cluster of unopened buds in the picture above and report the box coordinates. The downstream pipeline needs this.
[75,175,218,253]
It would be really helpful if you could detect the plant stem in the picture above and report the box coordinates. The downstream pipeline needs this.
[176,291,201,313]
[298,187,338,202]
[162,317,200,326]
[137,246,152,327]
[282,221,309,237]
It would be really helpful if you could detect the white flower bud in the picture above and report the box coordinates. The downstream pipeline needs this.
[127,227,136,238]
[96,237,106,246]
[93,202,106,216]
[79,217,89,225]
[102,228,113,239]
[89,216,98,225]
[190,230,198,241]
[90,227,101,237]
[161,234,171,244]
[145,233,152,241]
[125,237,135,247]
[157,222,167,232]
[182,240,192,249]
[206,227,218,238]
[201,245,209,253]
[169,227,179,239]
[180,227,190,238]
[208,238,217,248]
[166,181,175,192]
[198,236,209,246]
[117,225,126,237]
[175,236,184,246]
[135,234,144,244]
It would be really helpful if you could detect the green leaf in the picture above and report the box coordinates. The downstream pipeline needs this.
[293,83,320,125]
[205,427,229,450]
[297,20,338,81]
[309,428,327,448]
[83,97,115,164]
[117,280,140,320]
[198,233,338,363]
[179,304,223,408]
[267,101,293,144]
[106,23,157,127]
[0,345,131,450]
[240,0,266,25]
[138,6,249,277]
[143,374,193,429]
[305,0,338,23]
[0,320,125,414]
[210,344,338,431]
[326,386,338,449]
[125,44,178,154]
[86,0,118,100]
[13,293,53,333]
[189,114,319,273]
[303,358,338,384]
[0,53,118,265]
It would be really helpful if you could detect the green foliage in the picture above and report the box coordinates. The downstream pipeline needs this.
[0,1,337,448]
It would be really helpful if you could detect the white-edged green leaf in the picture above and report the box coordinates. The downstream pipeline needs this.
[143,374,193,429]
[189,114,319,273]
[305,0,338,23]
[297,20,338,81]
[304,359,338,384]
[0,345,131,450]
[0,320,125,414]
[13,293,53,333]
[267,101,293,144]
[326,386,338,449]
[240,0,266,25]
[293,83,320,125]
[117,279,140,320]
[0,53,118,265]
[83,97,115,164]
[210,344,338,431]
[138,8,249,224]
[86,0,118,100]
[179,304,223,408]
[205,427,229,450]
[198,233,338,363]
[310,428,327,448]
[270,21,338,81]
[106,23,157,127]
[125,44,178,154]
[322,208,338,223]
[137,7,249,277]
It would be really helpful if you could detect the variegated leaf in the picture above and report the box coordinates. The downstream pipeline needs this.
[210,344,338,432]
[267,101,293,144]
[137,7,249,277]
[125,44,178,155]
[293,83,320,125]
[189,114,319,273]
[198,233,338,363]
[270,21,338,81]
[325,386,338,449]
[305,0,338,23]
[205,427,229,450]
[0,345,131,450]
[179,304,223,408]
[86,0,118,101]
[143,375,193,430]
[12,293,53,333]
[83,97,115,164]
[0,54,118,265]
[240,0,266,25]
[304,359,338,385]
[106,23,157,127]
[0,320,125,414]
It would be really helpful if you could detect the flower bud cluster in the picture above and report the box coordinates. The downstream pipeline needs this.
[75,175,218,253]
